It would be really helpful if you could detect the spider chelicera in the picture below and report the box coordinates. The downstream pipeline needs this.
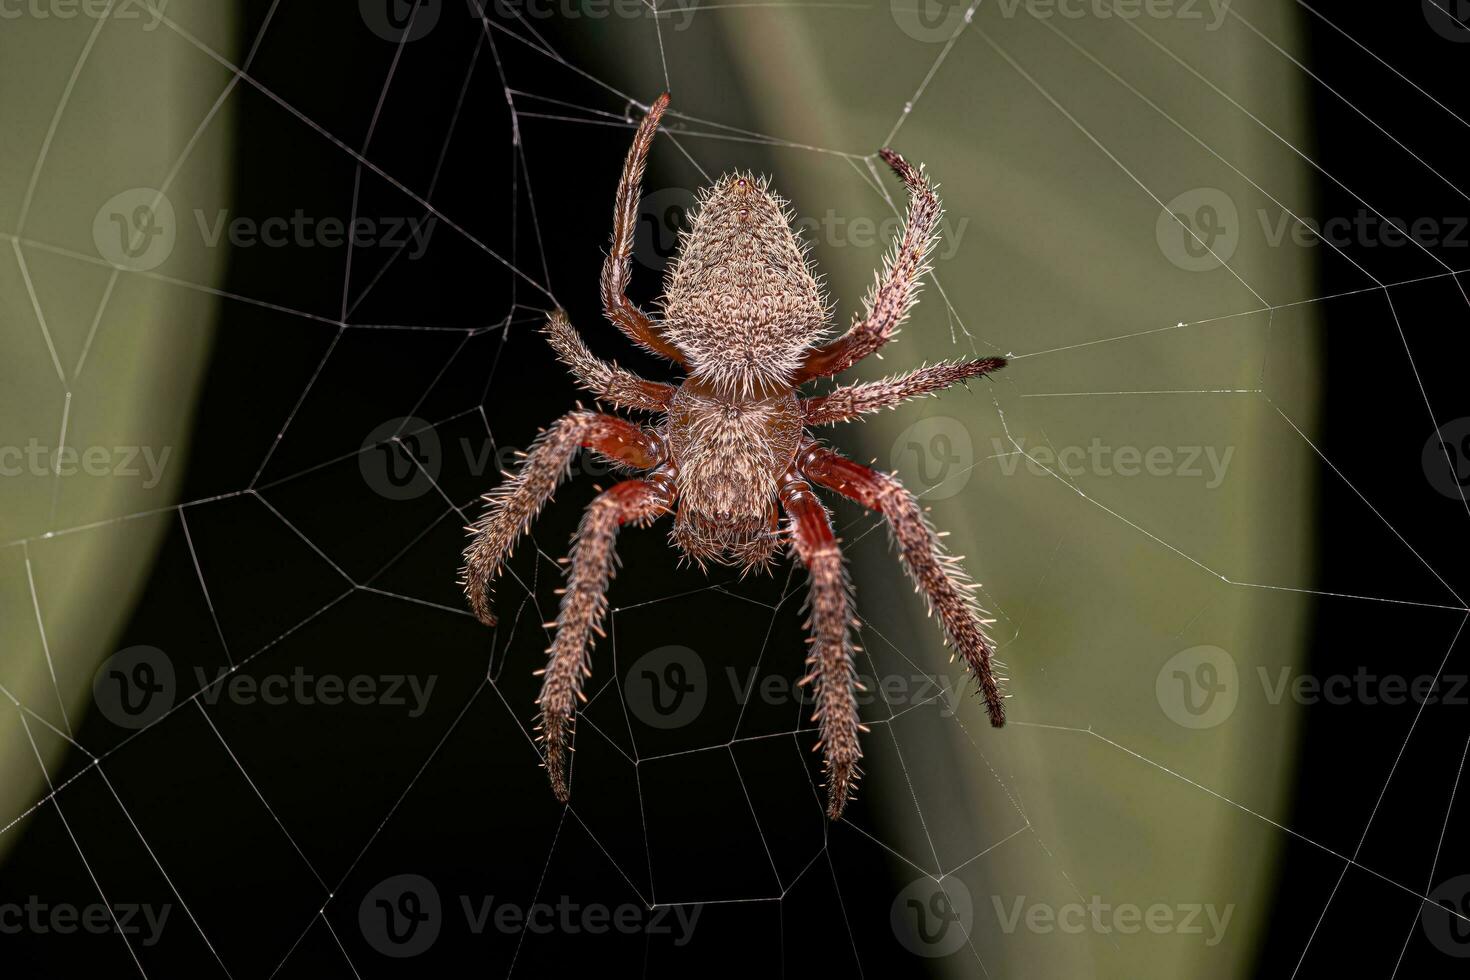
[463,93,1007,819]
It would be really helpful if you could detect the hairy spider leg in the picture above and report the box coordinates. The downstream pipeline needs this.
[798,444,1006,727]
[794,149,944,383]
[462,412,664,626]
[779,470,863,819]
[802,357,1007,426]
[542,309,675,414]
[540,471,677,801]
[601,92,686,364]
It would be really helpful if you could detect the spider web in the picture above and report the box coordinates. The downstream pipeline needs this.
[1,0,1469,976]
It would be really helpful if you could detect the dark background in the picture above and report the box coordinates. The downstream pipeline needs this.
[4,2,1470,977]
[1249,4,1470,978]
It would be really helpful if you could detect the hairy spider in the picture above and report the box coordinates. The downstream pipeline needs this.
[463,93,1007,819]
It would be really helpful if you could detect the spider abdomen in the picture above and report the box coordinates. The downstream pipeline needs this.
[665,380,802,571]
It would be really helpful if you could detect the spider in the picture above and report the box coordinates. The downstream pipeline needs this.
[463,93,1007,819]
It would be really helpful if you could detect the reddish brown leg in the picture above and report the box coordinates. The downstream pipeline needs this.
[779,471,862,819]
[793,149,943,382]
[799,444,1006,727]
[461,412,664,626]
[600,92,685,364]
[540,471,676,802]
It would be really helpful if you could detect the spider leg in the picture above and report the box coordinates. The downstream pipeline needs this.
[779,470,862,820]
[540,470,677,802]
[793,149,943,383]
[461,411,664,626]
[802,357,1006,426]
[542,309,676,413]
[600,92,686,364]
[798,443,1006,727]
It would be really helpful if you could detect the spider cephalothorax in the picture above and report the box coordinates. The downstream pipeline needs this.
[462,93,1008,819]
